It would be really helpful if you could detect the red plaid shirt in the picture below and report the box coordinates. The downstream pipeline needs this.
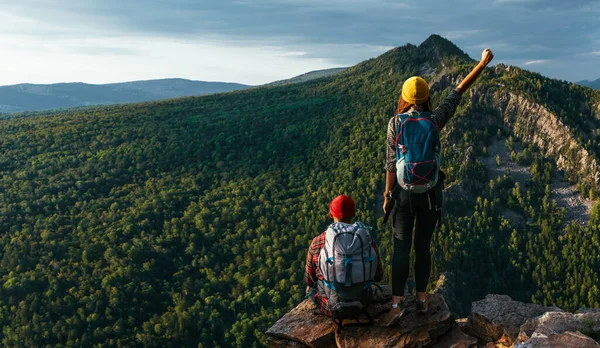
[304,229,384,287]
[304,228,384,316]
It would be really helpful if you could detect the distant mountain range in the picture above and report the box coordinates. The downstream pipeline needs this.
[0,69,349,114]
[0,79,251,114]
[577,78,600,90]
[265,67,347,87]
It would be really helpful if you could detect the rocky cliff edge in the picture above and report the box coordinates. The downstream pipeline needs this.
[265,285,600,347]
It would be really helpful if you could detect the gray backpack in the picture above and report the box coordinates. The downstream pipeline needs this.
[317,222,378,331]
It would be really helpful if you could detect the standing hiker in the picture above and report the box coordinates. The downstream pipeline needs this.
[383,48,494,326]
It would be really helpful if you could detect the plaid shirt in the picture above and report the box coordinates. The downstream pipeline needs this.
[304,228,384,287]
[304,227,383,316]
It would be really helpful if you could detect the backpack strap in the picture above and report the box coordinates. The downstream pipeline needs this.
[332,307,374,333]
[344,257,353,288]
[305,281,319,300]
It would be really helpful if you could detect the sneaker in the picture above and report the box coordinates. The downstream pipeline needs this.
[383,302,406,327]
[416,296,430,314]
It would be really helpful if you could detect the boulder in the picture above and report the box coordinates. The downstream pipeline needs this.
[433,324,478,348]
[464,295,561,347]
[516,310,600,346]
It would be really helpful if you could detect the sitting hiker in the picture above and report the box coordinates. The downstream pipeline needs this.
[305,195,383,330]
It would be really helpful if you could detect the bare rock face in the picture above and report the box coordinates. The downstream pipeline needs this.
[464,295,561,347]
[516,311,600,346]
[594,102,600,120]
[265,286,458,348]
[496,92,600,190]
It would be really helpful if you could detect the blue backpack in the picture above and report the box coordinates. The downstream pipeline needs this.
[394,111,440,193]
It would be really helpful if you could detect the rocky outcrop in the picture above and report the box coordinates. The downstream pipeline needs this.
[266,291,600,347]
[495,92,600,191]
[266,285,459,347]
[464,294,561,347]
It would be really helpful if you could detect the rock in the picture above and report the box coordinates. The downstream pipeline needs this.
[265,299,336,347]
[517,310,600,345]
[265,287,455,348]
[266,335,308,348]
[515,331,599,348]
[464,294,560,347]
[336,294,454,348]
[433,324,478,348]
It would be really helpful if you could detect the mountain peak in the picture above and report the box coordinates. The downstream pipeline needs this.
[418,34,472,62]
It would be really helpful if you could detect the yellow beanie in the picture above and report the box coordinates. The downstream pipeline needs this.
[401,76,430,105]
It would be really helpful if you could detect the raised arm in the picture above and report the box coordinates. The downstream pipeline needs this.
[455,48,494,93]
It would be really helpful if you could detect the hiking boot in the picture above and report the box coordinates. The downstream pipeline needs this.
[383,301,406,327]
[416,296,430,314]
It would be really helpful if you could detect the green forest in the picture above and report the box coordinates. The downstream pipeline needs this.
[0,35,599,347]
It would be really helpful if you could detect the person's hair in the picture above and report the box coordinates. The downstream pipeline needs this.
[333,216,353,224]
[396,95,432,114]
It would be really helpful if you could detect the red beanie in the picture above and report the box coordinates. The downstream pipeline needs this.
[329,195,355,219]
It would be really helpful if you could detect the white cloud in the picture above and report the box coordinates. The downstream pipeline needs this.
[524,59,551,65]
[441,30,484,40]
[0,0,599,85]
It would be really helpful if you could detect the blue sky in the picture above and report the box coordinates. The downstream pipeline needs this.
[0,0,599,85]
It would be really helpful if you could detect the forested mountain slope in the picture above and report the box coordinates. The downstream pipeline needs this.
[0,78,250,113]
[0,35,598,347]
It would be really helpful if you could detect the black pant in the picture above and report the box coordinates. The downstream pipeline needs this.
[391,184,441,296]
